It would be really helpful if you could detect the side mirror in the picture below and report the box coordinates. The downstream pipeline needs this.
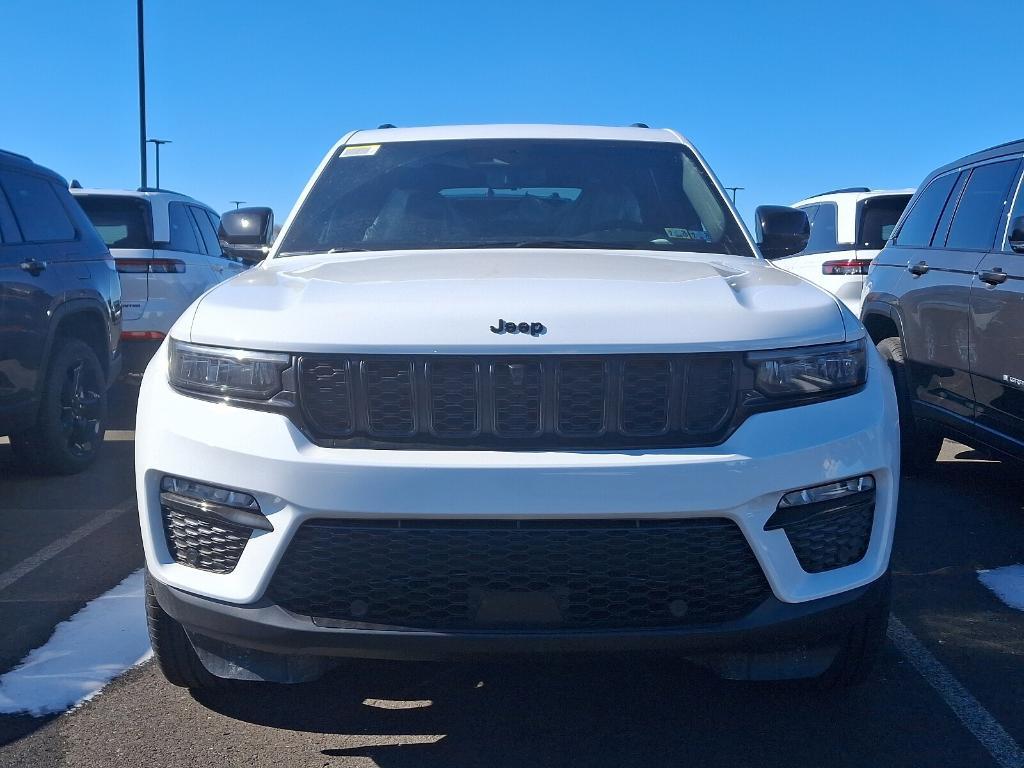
[755,205,810,259]
[1009,215,1024,254]
[219,206,274,264]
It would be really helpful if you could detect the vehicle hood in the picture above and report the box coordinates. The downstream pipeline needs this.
[181,249,852,353]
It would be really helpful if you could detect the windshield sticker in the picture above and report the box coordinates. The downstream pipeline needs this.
[665,227,712,242]
[340,144,380,158]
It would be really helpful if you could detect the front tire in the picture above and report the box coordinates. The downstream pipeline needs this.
[145,577,222,690]
[10,338,108,475]
[877,336,943,473]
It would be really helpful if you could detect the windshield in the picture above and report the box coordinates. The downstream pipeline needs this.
[278,139,753,257]
[857,194,912,250]
[75,195,153,249]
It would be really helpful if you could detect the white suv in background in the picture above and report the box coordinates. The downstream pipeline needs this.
[768,188,913,314]
[72,188,246,373]
[137,124,899,692]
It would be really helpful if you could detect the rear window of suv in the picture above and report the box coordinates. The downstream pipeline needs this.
[75,195,153,249]
[278,139,754,257]
[857,195,912,249]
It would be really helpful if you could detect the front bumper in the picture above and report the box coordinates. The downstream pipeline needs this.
[152,570,890,680]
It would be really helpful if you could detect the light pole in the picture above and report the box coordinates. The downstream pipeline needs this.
[230,200,247,209]
[723,186,744,206]
[137,0,147,188]
[146,139,172,190]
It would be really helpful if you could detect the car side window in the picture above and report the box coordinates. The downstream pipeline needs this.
[1005,169,1024,252]
[0,170,76,242]
[944,160,1022,251]
[0,184,22,244]
[167,202,201,253]
[894,172,959,248]
[801,202,837,255]
[189,205,222,257]
[203,210,229,258]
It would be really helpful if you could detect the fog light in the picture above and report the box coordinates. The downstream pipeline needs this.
[160,476,258,509]
[778,475,874,508]
[160,475,271,531]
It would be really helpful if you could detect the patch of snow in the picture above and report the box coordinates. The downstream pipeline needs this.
[0,569,153,716]
[978,564,1024,611]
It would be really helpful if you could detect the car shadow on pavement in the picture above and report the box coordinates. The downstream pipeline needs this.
[187,650,978,767]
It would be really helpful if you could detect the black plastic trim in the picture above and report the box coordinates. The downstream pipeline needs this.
[151,571,891,661]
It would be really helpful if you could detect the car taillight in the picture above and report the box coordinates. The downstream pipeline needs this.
[114,258,186,274]
[822,259,871,275]
[121,330,166,341]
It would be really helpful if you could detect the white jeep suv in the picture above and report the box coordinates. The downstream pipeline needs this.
[137,124,899,690]
[767,188,913,314]
[72,188,246,374]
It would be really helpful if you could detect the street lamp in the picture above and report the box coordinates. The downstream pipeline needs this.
[146,138,172,190]
[230,200,247,209]
[723,186,744,206]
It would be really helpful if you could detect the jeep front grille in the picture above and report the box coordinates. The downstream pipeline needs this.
[296,354,738,449]
[268,517,771,630]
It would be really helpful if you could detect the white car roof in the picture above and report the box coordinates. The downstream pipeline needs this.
[346,123,688,146]
[791,188,915,208]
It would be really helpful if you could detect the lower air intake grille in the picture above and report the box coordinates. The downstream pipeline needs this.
[784,497,874,574]
[268,518,770,630]
[161,505,250,574]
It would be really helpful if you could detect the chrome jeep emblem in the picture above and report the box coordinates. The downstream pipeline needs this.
[490,318,546,337]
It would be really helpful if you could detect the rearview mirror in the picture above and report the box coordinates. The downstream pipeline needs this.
[755,205,810,259]
[219,206,274,264]
[1009,215,1024,254]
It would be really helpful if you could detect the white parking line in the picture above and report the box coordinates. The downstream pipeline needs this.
[889,614,1024,768]
[0,499,135,592]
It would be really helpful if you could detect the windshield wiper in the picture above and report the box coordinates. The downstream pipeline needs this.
[465,239,624,249]
[278,247,371,256]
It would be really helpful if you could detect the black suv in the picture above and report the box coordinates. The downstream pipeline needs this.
[862,139,1024,470]
[0,149,121,473]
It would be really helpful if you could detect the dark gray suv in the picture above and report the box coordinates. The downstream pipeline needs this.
[0,149,122,473]
[862,139,1024,470]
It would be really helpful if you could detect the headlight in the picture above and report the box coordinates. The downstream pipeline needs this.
[746,339,866,398]
[168,338,290,399]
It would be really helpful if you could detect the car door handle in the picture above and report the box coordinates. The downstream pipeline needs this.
[907,261,930,276]
[979,268,1008,286]
[19,259,48,276]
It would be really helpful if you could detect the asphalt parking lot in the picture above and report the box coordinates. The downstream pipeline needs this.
[1,385,1023,767]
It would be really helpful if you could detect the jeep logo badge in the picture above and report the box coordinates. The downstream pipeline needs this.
[490,319,546,337]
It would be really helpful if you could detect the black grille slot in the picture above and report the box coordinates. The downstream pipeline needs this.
[161,505,250,574]
[620,359,671,435]
[296,354,740,449]
[428,360,479,437]
[684,358,735,432]
[298,358,353,437]
[492,361,543,437]
[363,360,415,436]
[268,518,770,630]
[557,360,606,435]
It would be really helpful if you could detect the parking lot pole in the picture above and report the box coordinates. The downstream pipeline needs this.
[137,0,147,189]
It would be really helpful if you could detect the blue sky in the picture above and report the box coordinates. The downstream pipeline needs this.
[2,0,1021,226]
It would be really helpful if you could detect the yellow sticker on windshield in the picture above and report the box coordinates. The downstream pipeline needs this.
[340,144,380,157]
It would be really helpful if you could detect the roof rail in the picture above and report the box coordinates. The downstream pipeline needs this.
[0,148,33,163]
[136,186,187,195]
[630,122,650,128]
[812,186,871,197]
[377,123,396,129]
